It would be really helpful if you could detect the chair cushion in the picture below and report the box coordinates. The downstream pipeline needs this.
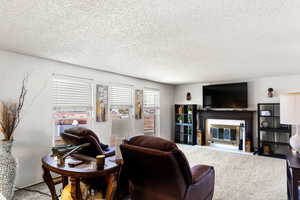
[127,135,178,152]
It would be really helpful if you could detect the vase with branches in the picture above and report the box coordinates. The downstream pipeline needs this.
[0,77,27,200]
[0,78,27,141]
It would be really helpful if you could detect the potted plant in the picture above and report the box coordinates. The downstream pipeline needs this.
[177,115,184,123]
[0,78,27,200]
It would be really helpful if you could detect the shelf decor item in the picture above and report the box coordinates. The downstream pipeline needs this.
[0,77,27,200]
[260,110,272,116]
[261,120,269,128]
[263,144,271,154]
[280,93,300,153]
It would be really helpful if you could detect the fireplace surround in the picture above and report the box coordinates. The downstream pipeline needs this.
[198,110,255,152]
[207,119,245,151]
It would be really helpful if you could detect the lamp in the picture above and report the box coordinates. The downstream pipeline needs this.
[111,119,132,160]
[280,93,300,152]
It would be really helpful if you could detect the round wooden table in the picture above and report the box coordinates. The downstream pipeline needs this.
[41,154,121,200]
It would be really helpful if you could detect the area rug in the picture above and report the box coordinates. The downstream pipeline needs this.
[178,144,286,200]
[13,145,286,200]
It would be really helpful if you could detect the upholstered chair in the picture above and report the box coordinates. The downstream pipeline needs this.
[61,127,115,158]
[120,135,215,200]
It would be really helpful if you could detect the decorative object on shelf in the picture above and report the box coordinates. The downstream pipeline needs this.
[186,92,191,101]
[177,115,184,123]
[245,139,252,152]
[178,105,184,115]
[261,120,269,128]
[260,110,272,116]
[0,77,27,200]
[267,88,274,98]
[135,89,143,119]
[263,144,271,154]
[96,85,108,122]
[280,93,300,152]
[197,130,202,145]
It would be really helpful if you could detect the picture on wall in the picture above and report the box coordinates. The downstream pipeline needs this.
[135,89,143,119]
[96,85,108,122]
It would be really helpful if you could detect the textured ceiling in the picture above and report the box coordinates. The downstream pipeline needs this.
[0,0,300,84]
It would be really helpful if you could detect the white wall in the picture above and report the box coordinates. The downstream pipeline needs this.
[175,75,300,147]
[0,50,175,187]
[175,75,300,108]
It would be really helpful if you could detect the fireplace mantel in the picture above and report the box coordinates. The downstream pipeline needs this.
[198,110,255,151]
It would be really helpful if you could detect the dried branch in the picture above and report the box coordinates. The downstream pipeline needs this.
[0,75,28,141]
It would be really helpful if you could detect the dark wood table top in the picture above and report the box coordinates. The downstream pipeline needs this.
[42,154,119,178]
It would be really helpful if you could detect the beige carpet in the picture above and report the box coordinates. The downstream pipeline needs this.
[14,145,286,200]
[178,144,286,200]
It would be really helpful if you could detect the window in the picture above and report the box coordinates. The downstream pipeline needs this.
[110,85,133,120]
[53,75,92,145]
[143,89,160,136]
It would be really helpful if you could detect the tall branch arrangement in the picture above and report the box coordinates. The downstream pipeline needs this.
[0,77,27,141]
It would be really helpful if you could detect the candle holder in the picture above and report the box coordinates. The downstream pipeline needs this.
[96,155,105,170]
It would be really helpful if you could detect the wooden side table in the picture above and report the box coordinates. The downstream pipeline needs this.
[287,152,300,200]
[41,154,121,200]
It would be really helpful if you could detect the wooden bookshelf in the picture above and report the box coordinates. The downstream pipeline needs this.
[175,104,197,145]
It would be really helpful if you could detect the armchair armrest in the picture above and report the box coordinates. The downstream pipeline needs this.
[185,165,215,200]
[191,165,214,184]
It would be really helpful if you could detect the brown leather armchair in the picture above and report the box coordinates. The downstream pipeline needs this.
[120,135,215,200]
[61,127,115,158]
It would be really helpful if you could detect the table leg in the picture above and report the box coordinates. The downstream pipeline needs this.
[70,177,82,200]
[106,173,118,200]
[42,165,59,200]
[62,176,68,189]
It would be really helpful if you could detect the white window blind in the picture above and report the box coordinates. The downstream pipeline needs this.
[144,89,160,108]
[53,75,92,110]
[110,85,132,106]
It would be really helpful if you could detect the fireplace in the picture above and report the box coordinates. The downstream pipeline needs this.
[198,110,254,152]
[206,119,246,151]
[210,125,239,145]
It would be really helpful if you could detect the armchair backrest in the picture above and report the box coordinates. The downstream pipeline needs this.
[61,127,104,157]
[120,135,192,200]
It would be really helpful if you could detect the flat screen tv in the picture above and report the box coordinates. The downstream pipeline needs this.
[203,82,248,109]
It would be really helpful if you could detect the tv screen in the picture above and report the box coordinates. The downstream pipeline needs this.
[203,82,248,109]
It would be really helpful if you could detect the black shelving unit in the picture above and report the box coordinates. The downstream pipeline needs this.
[175,104,197,145]
[257,103,292,159]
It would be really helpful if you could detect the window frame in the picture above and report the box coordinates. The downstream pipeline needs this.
[52,74,94,146]
[143,88,160,137]
[109,83,134,120]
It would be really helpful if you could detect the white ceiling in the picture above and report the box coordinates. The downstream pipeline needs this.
[0,0,300,85]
